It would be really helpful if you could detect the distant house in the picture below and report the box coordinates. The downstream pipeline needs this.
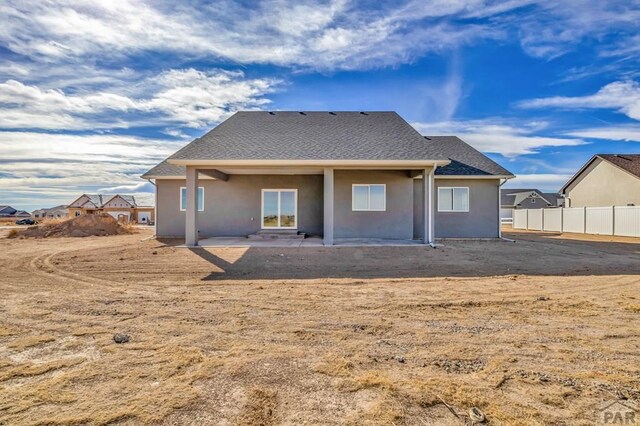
[32,205,69,219]
[67,194,155,224]
[0,205,31,218]
[560,154,640,207]
[0,205,17,217]
[500,189,563,220]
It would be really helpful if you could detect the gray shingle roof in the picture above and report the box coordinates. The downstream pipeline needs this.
[142,159,184,178]
[427,136,513,177]
[501,189,561,206]
[142,112,513,178]
[168,111,450,162]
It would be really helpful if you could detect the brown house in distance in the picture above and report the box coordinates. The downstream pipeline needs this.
[67,194,155,224]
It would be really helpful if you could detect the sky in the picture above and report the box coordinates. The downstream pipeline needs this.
[1,0,640,211]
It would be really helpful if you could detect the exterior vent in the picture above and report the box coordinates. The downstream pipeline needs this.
[299,112,306,115]
[268,111,275,115]
[423,136,431,140]
[359,111,368,115]
[329,112,337,115]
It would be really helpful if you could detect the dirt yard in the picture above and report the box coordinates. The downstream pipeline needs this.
[1,228,639,425]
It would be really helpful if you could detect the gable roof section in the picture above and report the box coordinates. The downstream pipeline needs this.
[103,194,135,207]
[0,205,16,214]
[501,189,558,206]
[142,115,513,179]
[167,111,451,164]
[560,154,640,194]
[427,136,513,177]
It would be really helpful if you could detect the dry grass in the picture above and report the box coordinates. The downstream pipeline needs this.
[7,335,55,350]
[236,388,278,426]
[0,229,639,425]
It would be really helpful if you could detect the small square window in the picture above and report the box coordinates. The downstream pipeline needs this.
[438,187,469,212]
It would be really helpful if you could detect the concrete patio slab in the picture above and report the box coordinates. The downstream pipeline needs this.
[183,236,426,247]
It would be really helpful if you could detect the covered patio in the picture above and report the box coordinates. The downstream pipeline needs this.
[179,165,440,247]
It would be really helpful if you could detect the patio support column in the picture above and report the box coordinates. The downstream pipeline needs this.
[185,166,199,247]
[422,169,429,244]
[428,166,436,244]
[422,167,436,245]
[323,168,334,246]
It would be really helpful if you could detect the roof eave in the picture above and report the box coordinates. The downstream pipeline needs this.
[166,159,452,167]
[435,174,515,179]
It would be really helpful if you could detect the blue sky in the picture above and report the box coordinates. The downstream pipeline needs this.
[1,0,640,211]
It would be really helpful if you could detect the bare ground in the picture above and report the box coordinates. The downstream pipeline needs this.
[0,228,639,425]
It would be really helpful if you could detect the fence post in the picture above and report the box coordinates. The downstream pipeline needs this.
[525,209,529,230]
[583,206,587,233]
[541,208,545,231]
[611,206,615,236]
[560,207,564,233]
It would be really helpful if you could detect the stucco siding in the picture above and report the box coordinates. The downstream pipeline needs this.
[156,175,323,238]
[565,158,640,207]
[333,170,413,239]
[415,178,500,238]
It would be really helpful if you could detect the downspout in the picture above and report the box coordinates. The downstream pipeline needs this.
[428,165,437,248]
[498,178,516,243]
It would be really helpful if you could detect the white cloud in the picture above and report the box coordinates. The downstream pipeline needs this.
[98,182,155,193]
[0,131,184,209]
[413,119,585,157]
[565,125,640,142]
[515,2,640,60]
[0,0,519,71]
[517,81,640,120]
[0,69,279,130]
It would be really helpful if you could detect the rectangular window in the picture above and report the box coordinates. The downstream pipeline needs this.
[438,187,469,212]
[180,187,204,211]
[352,184,386,211]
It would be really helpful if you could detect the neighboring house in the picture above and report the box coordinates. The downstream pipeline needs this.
[500,189,563,220]
[67,194,155,224]
[142,111,514,245]
[0,205,31,218]
[32,205,69,219]
[560,154,640,207]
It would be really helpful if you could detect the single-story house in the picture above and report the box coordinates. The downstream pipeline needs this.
[560,154,640,207]
[67,194,155,224]
[500,189,563,220]
[142,111,514,245]
[32,205,69,219]
[0,205,31,218]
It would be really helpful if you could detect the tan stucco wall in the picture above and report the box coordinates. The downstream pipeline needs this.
[565,158,640,207]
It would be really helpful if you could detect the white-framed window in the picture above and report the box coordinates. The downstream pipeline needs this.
[438,187,469,212]
[180,187,204,211]
[352,184,386,211]
[261,189,297,229]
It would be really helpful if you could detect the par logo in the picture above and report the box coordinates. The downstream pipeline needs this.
[599,400,637,425]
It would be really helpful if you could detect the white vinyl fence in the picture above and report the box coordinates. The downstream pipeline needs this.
[512,206,640,238]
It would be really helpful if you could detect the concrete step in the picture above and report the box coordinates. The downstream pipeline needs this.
[247,230,306,240]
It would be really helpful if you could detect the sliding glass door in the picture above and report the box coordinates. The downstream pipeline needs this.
[262,189,297,229]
